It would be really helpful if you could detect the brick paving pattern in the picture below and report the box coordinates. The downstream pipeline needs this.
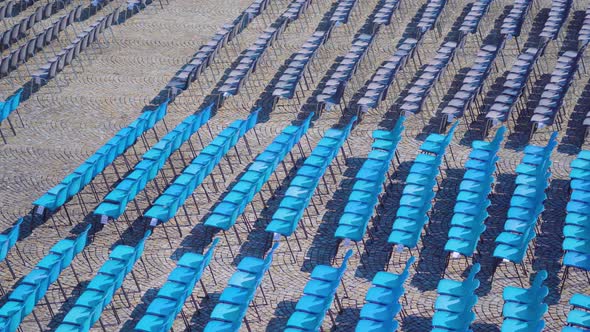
[0,0,589,331]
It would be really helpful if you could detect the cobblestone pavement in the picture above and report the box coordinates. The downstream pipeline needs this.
[0,0,589,331]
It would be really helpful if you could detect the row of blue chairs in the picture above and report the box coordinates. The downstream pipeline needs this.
[135,239,218,331]
[285,250,352,331]
[563,150,590,273]
[34,99,169,213]
[334,116,405,242]
[530,50,579,130]
[145,110,258,225]
[485,47,541,131]
[494,132,557,264]
[166,0,271,98]
[94,104,213,221]
[0,225,90,332]
[317,32,375,110]
[401,40,458,115]
[563,293,590,331]
[388,122,458,250]
[331,0,357,26]
[372,0,401,27]
[442,43,500,124]
[539,0,571,43]
[272,30,330,100]
[444,127,505,259]
[356,256,414,332]
[56,231,150,331]
[205,114,311,232]
[501,270,548,331]
[266,117,356,237]
[204,243,278,331]
[500,0,533,39]
[356,37,419,112]
[432,263,480,331]
[459,0,493,35]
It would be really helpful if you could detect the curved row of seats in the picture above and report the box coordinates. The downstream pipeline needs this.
[444,127,505,259]
[563,150,590,274]
[56,231,150,331]
[500,0,533,39]
[0,225,90,332]
[331,0,357,26]
[485,47,542,132]
[388,122,457,250]
[204,242,278,331]
[135,238,218,331]
[355,256,413,331]
[459,0,493,36]
[34,100,169,214]
[30,9,121,93]
[493,132,557,264]
[530,50,580,131]
[204,113,311,232]
[145,109,257,226]
[334,115,404,242]
[94,104,213,221]
[501,270,548,331]
[372,0,401,28]
[285,249,352,331]
[266,117,356,237]
[539,0,571,43]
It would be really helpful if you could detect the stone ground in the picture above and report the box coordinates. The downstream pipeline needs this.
[0,0,589,331]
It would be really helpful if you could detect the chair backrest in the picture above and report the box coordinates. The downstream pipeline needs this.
[18,44,26,62]
[9,217,23,246]
[74,4,82,21]
[134,230,151,259]
[75,224,92,254]
[531,269,547,291]
[544,131,558,155]
[10,24,19,40]
[338,249,353,275]
[26,38,35,58]
[18,17,27,35]
[43,2,52,18]
[203,238,219,265]
[465,263,481,289]
[263,242,279,271]
[399,256,415,282]
[492,126,506,148]
[0,56,9,77]
[445,121,459,145]
[9,49,18,68]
